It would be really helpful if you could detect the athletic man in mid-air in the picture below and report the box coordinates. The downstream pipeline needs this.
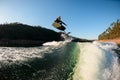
[53,16,67,31]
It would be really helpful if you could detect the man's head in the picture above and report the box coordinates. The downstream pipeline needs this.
[58,16,61,20]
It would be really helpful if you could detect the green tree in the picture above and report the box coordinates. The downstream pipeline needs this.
[98,19,120,40]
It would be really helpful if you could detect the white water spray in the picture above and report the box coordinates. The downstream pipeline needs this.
[72,42,120,80]
[0,41,67,64]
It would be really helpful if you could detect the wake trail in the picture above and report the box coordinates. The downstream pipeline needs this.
[71,41,120,80]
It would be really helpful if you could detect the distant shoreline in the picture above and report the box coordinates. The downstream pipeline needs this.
[98,38,120,46]
[0,39,45,47]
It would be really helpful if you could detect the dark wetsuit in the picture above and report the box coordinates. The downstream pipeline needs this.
[55,18,66,31]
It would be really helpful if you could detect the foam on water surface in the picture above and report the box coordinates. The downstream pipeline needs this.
[71,41,120,80]
[0,41,67,64]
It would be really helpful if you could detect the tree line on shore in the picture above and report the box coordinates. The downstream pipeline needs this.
[0,22,61,46]
[98,19,120,40]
